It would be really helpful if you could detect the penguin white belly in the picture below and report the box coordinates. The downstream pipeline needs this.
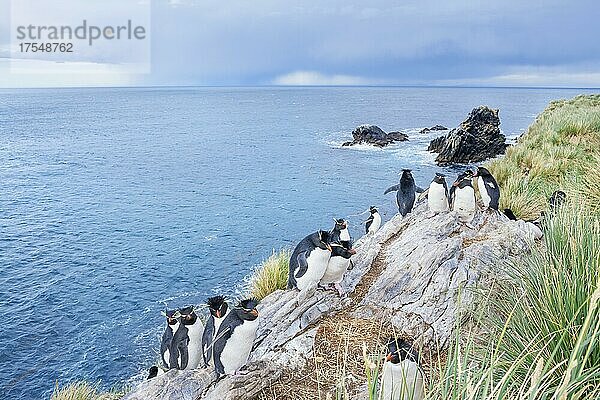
[219,318,260,375]
[452,187,476,223]
[428,182,449,213]
[320,256,350,285]
[339,227,350,241]
[208,311,230,368]
[369,213,381,234]
[478,177,491,208]
[295,249,331,291]
[183,322,204,370]
[379,360,425,400]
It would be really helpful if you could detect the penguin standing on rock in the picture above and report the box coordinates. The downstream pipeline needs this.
[427,173,450,213]
[177,306,204,370]
[170,306,204,370]
[365,206,382,234]
[287,230,333,293]
[385,169,418,216]
[320,240,356,295]
[212,299,260,377]
[202,296,230,368]
[451,171,477,223]
[379,338,425,400]
[331,218,351,242]
[160,309,180,370]
[473,167,500,210]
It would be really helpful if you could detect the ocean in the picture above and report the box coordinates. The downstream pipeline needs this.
[0,86,596,398]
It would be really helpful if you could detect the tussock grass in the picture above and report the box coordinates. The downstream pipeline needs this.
[51,382,127,400]
[425,203,600,399]
[248,248,291,301]
[487,94,600,220]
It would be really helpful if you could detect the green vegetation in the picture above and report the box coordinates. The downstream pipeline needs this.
[247,248,291,301]
[426,206,600,399]
[425,94,600,399]
[50,382,128,400]
[488,94,600,220]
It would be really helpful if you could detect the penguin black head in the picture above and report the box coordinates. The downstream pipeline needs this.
[147,366,159,380]
[548,190,566,211]
[473,166,492,177]
[369,206,378,214]
[235,298,259,321]
[178,305,198,325]
[400,169,415,184]
[333,218,348,231]
[316,230,333,251]
[453,170,474,187]
[433,173,446,184]
[385,338,419,364]
[207,296,228,319]
[162,309,180,326]
[456,178,473,189]
[330,241,356,259]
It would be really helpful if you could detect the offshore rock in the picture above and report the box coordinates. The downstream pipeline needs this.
[342,124,408,147]
[428,106,507,165]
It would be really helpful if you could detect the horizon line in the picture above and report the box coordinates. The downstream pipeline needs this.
[1,84,600,90]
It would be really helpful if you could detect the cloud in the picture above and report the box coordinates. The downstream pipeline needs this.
[271,70,379,85]
[437,66,600,88]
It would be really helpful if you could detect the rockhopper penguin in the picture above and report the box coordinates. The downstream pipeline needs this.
[365,206,382,234]
[202,296,230,368]
[427,173,450,213]
[212,299,260,377]
[379,338,425,400]
[384,169,419,216]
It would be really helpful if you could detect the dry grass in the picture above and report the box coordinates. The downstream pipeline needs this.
[248,248,291,300]
[50,382,127,400]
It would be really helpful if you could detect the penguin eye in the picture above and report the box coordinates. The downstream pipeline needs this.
[185,315,192,321]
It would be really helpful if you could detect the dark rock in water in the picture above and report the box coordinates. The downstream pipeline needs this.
[428,106,507,165]
[419,124,448,133]
[342,124,408,147]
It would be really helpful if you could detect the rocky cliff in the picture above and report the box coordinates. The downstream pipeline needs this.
[124,200,540,400]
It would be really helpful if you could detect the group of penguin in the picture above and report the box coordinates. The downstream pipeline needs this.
[148,164,540,399]
[148,296,260,380]
[384,166,501,222]
[282,165,503,400]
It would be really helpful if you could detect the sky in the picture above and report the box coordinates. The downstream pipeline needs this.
[1,0,599,88]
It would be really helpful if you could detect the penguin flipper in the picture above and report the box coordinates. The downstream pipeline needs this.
[365,216,374,234]
[384,184,401,195]
[202,317,215,366]
[178,337,189,370]
[294,252,309,279]
[415,186,425,193]
[213,325,234,376]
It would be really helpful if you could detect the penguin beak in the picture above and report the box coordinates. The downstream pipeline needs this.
[216,310,221,318]
[250,309,258,317]
[349,248,357,255]
[326,243,332,252]
[385,353,393,362]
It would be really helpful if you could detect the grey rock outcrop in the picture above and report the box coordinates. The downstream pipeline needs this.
[342,124,408,147]
[428,106,507,165]
[419,124,448,133]
[124,201,540,399]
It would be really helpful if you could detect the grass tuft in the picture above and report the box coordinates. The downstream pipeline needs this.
[248,248,291,301]
[50,382,127,400]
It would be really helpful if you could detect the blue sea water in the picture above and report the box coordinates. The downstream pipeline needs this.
[0,86,597,399]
